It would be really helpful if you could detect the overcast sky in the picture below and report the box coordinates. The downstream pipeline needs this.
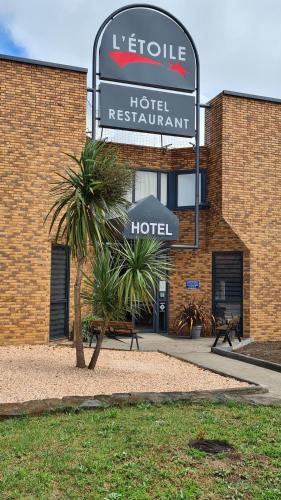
[0,0,280,146]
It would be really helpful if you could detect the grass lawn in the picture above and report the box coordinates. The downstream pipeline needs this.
[0,402,280,499]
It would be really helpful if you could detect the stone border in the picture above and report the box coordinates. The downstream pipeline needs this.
[0,385,267,420]
[212,346,281,373]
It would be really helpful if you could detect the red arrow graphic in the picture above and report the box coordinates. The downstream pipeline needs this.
[169,63,188,78]
[109,51,162,68]
[108,51,188,79]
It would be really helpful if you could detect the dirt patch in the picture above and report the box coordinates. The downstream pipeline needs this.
[189,439,235,454]
[0,345,249,404]
[237,341,281,364]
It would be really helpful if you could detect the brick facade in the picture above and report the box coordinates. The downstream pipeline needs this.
[207,92,281,340]
[1,55,280,344]
[0,57,87,345]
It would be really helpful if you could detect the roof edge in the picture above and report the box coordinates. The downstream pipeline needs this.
[222,90,281,105]
[0,53,88,73]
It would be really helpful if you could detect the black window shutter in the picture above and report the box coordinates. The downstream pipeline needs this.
[50,245,70,339]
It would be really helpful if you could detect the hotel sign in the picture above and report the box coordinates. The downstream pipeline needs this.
[130,221,174,237]
[124,195,179,241]
[99,8,196,92]
[100,83,195,137]
[97,6,197,137]
[93,5,200,249]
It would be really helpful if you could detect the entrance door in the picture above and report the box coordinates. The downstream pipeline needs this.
[50,245,70,339]
[212,252,243,334]
[133,278,168,333]
[134,305,154,332]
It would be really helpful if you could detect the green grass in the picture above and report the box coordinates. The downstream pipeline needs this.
[0,401,280,499]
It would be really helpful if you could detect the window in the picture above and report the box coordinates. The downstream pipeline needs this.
[127,170,168,206]
[177,172,203,207]
[160,173,168,206]
[125,169,206,209]
[135,171,157,201]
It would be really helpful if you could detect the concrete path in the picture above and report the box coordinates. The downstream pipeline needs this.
[160,340,281,404]
[91,333,281,403]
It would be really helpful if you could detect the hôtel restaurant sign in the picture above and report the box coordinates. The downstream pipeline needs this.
[100,83,195,137]
[98,6,196,137]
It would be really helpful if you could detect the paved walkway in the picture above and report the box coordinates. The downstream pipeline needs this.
[91,333,281,403]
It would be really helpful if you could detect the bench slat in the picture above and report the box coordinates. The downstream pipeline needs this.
[90,320,135,334]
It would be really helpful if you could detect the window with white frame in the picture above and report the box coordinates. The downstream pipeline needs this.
[126,170,168,206]
[177,172,202,207]
[125,169,205,208]
[160,172,168,206]
[135,171,157,201]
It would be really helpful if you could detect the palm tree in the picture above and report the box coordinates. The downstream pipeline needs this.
[46,140,133,368]
[82,237,171,370]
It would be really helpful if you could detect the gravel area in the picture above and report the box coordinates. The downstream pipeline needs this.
[0,345,249,403]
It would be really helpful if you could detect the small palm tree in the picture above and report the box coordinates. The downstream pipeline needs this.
[46,140,133,368]
[82,237,171,370]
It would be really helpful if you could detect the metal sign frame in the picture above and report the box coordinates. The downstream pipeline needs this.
[90,4,200,249]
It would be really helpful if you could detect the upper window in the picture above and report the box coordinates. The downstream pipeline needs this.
[135,171,157,201]
[160,172,168,206]
[126,169,206,209]
[176,172,203,208]
[127,170,168,206]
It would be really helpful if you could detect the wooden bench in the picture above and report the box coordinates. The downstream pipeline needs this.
[89,320,140,350]
[212,316,242,348]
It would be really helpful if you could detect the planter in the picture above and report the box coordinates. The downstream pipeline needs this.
[212,346,281,373]
[191,325,203,339]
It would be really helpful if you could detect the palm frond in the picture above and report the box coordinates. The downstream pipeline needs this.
[81,248,124,321]
[46,139,133,259]
[114,237,172,315]
[82,237,172,322]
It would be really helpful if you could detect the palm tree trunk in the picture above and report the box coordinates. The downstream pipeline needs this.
[88,322,107,370]
[74,251,86,368]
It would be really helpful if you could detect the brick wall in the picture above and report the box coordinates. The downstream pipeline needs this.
[207,93,281,340]
[0,57,87,345]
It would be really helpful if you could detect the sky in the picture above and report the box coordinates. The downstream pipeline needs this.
[0,0,280,146]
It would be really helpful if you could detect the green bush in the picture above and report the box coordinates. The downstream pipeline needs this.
[81,314,95,342]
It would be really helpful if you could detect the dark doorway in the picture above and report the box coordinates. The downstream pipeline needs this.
[212,252,243,334]
[49,245,70,339]
[134,305,154,332]
[133,276,168,333]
